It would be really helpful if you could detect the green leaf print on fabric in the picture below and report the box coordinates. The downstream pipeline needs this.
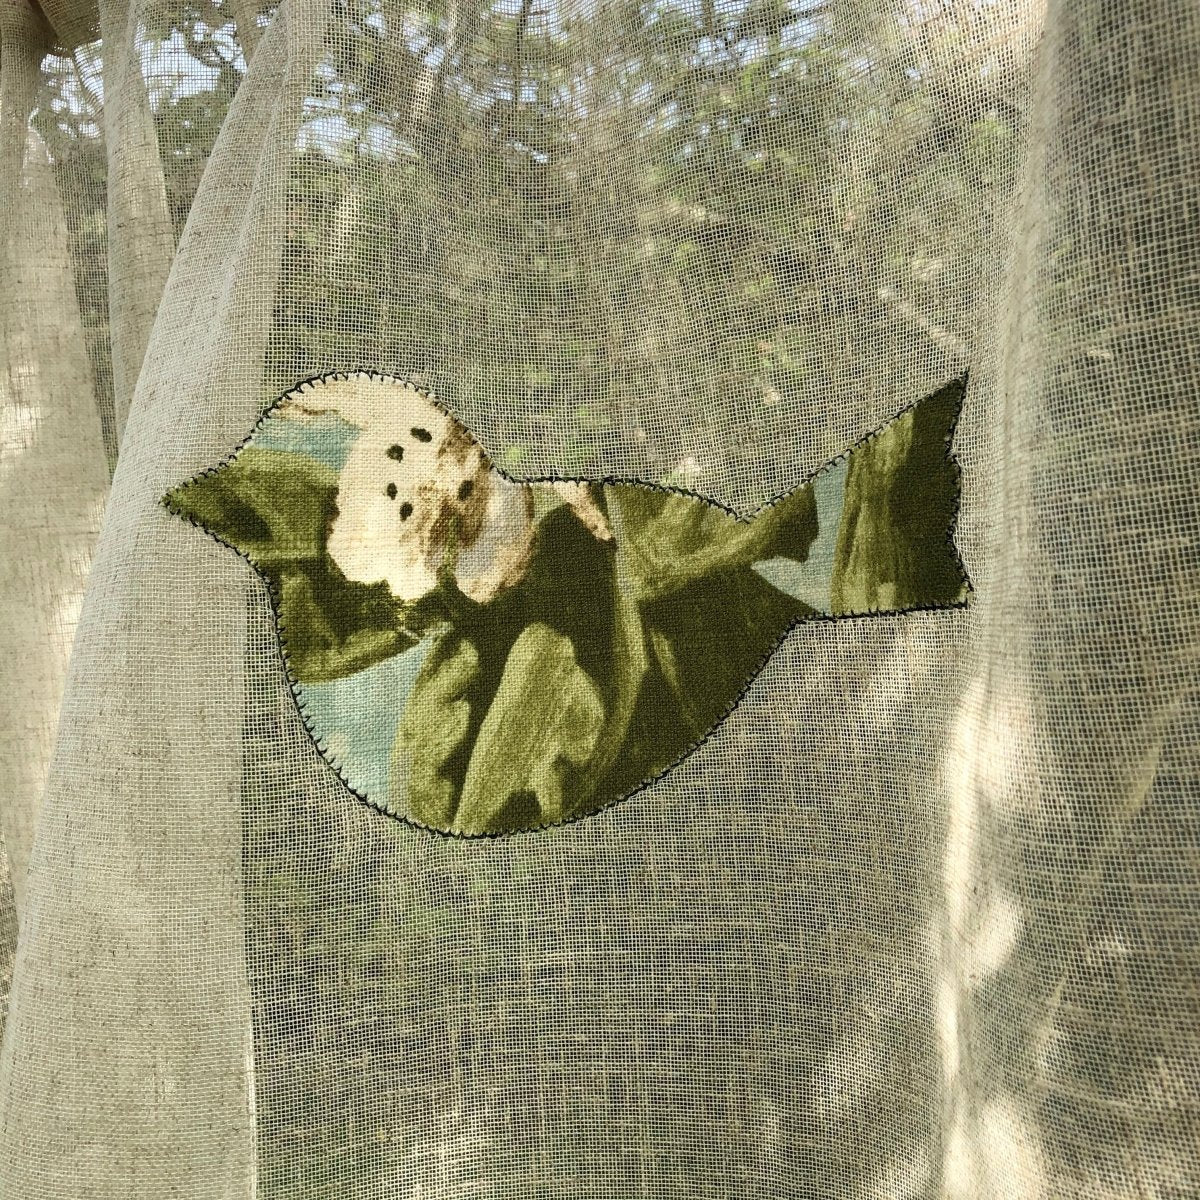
[457,623,606,833]
[831,374,968,613]
[611,478,819,601]
[164,445,417,683]
[388,500,642,829]
[163,371,969,836]
[391,630,481,830]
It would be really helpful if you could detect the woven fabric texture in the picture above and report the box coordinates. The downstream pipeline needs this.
[0,0,1196,1197]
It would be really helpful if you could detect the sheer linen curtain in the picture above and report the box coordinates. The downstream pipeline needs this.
[0,0,1196,1196]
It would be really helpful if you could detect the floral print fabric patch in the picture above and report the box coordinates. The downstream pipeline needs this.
[165,371,968,835]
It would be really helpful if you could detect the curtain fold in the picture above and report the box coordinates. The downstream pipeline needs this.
[99,0,176,443]
[32,1,100,49]
[0,0,109,921]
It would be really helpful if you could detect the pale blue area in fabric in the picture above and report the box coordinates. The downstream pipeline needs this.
[254,412,360,470]
[300,639,433,799]
[752,461,846,610]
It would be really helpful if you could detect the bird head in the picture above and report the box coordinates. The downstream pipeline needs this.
[278,373,534,604]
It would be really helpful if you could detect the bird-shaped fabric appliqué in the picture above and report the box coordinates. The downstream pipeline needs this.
[165,371,969,836]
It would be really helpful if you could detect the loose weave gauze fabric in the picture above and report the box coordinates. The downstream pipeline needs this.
[0,1,1196,1197]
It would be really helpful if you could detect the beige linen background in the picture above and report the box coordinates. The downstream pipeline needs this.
[0,0,1195,1196]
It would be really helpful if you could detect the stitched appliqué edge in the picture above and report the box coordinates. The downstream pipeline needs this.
[163,369,972,840]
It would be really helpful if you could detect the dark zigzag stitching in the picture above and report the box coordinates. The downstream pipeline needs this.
[162,368,972,841]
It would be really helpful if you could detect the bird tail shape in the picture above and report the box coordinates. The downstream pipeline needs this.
[827,372,969,616]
